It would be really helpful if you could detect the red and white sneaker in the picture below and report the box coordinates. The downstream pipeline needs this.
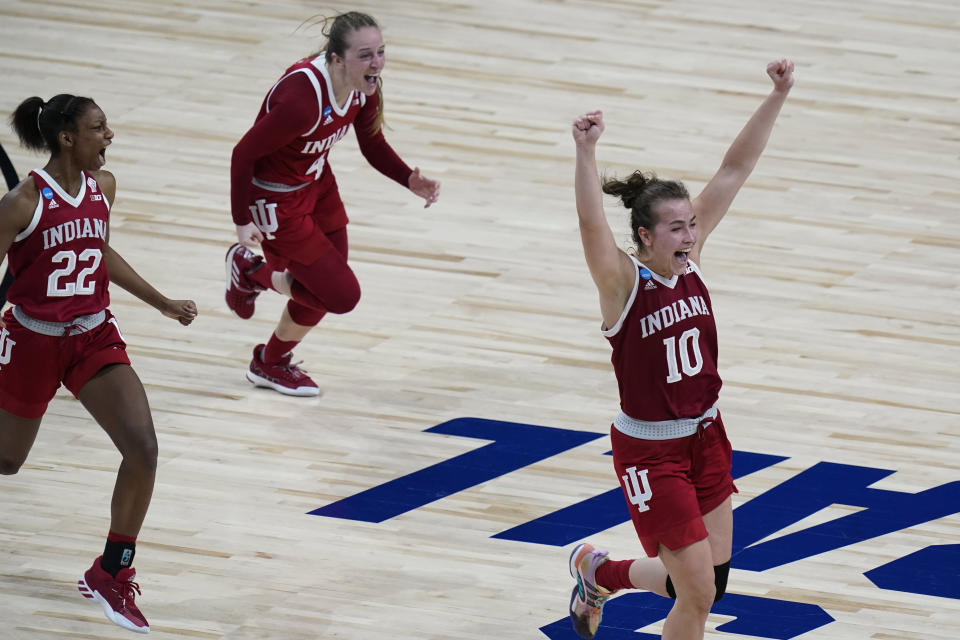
[246,344,320,397]
[225,243,266,320]
[78,556,150,634]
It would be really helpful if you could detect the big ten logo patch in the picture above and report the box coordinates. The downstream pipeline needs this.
[309,418,960,639]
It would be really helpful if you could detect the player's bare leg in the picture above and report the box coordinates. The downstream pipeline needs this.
[623,556,670,597]
[702,496,733,565]
[659,539,716,640]
[275,306,312,342]
[78,363,157,536]
[657,498,733,640]
[0,410,42,475]
[76,362,156,634]
[272,270,293,296]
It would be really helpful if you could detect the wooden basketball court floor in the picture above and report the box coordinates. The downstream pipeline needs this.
[0,1,957,638]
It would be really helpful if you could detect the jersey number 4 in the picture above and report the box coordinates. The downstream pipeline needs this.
[47,248,102,297]
[663,327,703,383]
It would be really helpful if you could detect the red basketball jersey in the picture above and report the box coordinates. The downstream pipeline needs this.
[6,169,111,322]
[252,54,371,190]
[604,257,722,421]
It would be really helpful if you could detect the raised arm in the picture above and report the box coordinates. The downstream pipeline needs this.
[691,59,795,260]
[572,111,636,329]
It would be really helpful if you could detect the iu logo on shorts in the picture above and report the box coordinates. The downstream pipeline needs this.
[248,198,279,239]
[0,327,16,368]
[621,466,653,512]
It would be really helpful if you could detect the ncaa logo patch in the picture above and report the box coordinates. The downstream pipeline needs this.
[41,187,54,200]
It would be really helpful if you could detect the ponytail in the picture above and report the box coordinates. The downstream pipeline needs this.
[370,77,385,135]
[602,170,690,248]
[9,94,95,154]
[10,97,46,152]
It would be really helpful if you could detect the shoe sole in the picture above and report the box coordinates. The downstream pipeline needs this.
[569,585,596,639]
[246,369,320,397]
[78,574,150,634]
[568,544,601,640]
[569,543,589,579]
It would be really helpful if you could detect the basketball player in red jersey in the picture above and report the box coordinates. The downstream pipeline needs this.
[567,59,795,639]
[224,11,441,396]
[0,94,197,633]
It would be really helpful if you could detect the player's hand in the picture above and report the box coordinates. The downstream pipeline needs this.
[767,58,795,93]
[572,111,605,146]
[161,299,198,326]
[236,222,264,249]
[408,168,440,208]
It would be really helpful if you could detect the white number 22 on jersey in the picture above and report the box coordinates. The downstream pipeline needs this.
[47,248,102,297]
[663,327,704,383]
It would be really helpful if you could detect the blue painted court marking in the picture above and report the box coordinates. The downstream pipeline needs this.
[539,592,834,639]
[309,417,604,522]
[732,462,960,571]
[495,450,786,546]
[865,544,960,600]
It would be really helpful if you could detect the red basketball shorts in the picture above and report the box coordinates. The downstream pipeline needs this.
[0,308,130,419]
[610,413,737,557]
[249,177,348,269]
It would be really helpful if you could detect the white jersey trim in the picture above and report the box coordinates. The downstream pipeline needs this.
[601,256,641,338]
[686,259,706,286]
[312,55,358,117]
[265,66,325,137]
[14,191,44,243]
[33,167,87,208]
[600,256,705,338]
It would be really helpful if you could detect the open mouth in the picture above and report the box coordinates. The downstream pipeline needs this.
[98,148,106,166]
[364,74,379,88]
[674,249,690,263]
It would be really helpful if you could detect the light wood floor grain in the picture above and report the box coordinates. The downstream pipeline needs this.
[0,1,958,638]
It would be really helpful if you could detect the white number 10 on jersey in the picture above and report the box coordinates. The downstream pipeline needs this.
[663,327,704,383]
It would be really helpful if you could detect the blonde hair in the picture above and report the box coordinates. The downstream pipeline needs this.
[317,11,385,135]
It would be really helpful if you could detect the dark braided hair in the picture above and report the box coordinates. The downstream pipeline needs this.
[10,94,96,154]
[602,170,690,250]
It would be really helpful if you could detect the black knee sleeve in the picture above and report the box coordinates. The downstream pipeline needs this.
[664,561,730,602]
[713,561,730,602]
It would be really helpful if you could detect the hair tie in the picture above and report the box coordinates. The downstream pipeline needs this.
[36,102,44,133]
